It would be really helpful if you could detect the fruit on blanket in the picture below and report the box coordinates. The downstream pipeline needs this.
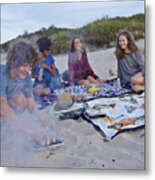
[87,86,100,93]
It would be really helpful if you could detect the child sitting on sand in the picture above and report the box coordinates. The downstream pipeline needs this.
[68,36,101,85]
[115,30,145,92]
[33,37,61,94]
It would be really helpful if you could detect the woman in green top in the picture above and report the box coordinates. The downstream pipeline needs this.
[115,30,145,92]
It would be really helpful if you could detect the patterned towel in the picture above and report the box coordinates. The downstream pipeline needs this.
[54,79,132,103]
[35,79,132,110]
[34,94,58,110]
[83,93,145,139]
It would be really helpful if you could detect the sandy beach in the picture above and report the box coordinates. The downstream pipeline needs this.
[1,39,145,170]
[27,116,144,169]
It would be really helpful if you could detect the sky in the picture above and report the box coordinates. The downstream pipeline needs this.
[1,0,144,43]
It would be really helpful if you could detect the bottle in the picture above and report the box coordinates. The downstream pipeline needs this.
[38,67,43,81]
[116,78,121,90]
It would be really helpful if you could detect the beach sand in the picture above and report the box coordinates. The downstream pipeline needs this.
[1,39,145,169]
[27,116,145,169]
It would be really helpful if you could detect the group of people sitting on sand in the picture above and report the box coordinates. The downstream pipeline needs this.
[32,31,144,97]
[0,30,145,147]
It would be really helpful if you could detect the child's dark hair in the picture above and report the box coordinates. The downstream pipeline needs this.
[115,30,138,59]
[37,37,52,53]
[70,36,82,52]
[7,41,38,70]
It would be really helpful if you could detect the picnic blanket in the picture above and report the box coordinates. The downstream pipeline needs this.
[47,102,84,114]
[54,80,132,103]
[34,94,58,110]
[35,79,132,110]
[83,93,145,139]
[34,78,133,110]
[36,81,144,139]
[47,102,85,120]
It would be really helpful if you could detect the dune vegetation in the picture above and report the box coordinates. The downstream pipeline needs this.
[1,13,144,54]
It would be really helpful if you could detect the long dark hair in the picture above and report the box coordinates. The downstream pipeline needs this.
[115,30,138,59]
[70,36,82,52]
[7,41,38,70]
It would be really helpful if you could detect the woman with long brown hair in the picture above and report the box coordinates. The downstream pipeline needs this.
[68,36,101,85]
[115,30,145,92]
